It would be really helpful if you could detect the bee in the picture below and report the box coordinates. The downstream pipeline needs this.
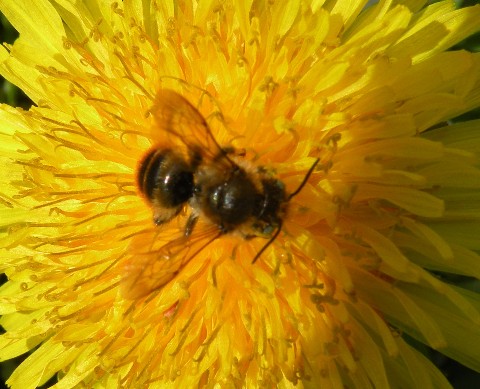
[123,89,319,298]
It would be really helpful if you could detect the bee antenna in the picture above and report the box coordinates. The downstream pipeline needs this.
[251,220,283,264]
[287,158,320,201]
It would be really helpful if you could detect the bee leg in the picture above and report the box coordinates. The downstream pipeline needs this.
[222,146,246,157]
[251,220,283,264]
[184,214,199,237]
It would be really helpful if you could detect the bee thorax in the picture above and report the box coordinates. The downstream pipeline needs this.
[197,167,259,231]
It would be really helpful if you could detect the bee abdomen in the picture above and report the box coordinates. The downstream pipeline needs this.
[137,148,194,208]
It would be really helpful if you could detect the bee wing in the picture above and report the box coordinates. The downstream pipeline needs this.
[149,89,232,166]
[122,223,222,299]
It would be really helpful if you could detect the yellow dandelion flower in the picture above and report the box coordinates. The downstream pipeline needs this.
[1,0,480,388]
